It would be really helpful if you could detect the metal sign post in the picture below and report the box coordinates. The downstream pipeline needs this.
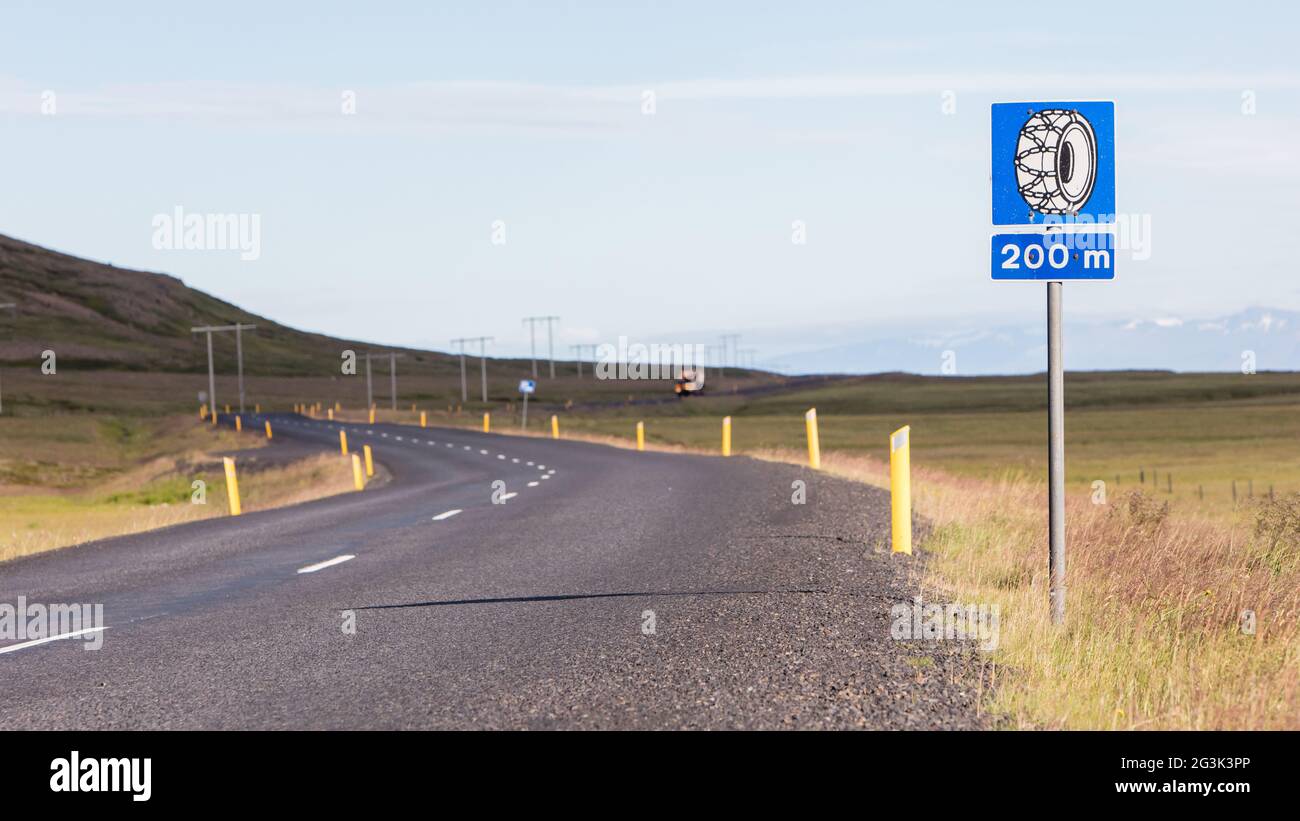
[1047,282,1066,624]
[990,100,1116,625]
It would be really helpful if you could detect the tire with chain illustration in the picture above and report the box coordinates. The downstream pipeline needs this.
[1015,109,1097,215]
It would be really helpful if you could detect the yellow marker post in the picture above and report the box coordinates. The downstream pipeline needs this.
[351,453,365,490]
[225,404,230,414]
[235,415,242,432]
[265,420,273,439]
[335,401,341,411]
[328,408,334,421]
[551,415,559,439]
[368,407,376,424]
[483,413,491,433]
[636,421,645,451]
[890,425,912,555]
[805,408,821,470]
[420,411,427,428]
[199,405,207,420]
[223,456,242,516]
[212,412,218,427]
[363,444,374,478]
[255,403,261,413]
[722,416,732,457]
[339,430,349,455]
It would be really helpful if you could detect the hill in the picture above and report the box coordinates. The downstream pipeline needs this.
[0,233,451,375]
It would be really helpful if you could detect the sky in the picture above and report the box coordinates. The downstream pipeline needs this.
[1,1,1298,366]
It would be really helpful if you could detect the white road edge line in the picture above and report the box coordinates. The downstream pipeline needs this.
[527,481,539,487]
[432,509,463,521]
[297,554,356,574]
[0,626,110,656]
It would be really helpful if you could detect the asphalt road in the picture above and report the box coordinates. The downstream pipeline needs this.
[0,414,986,729]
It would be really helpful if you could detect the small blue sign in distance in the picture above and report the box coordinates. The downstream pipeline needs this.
[991,231,1115,280]
[991,101,1115,226]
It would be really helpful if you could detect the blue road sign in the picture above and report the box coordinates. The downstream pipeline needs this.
[518,379,536,394]
[992,101,1115,226]
[991,231,1115,280]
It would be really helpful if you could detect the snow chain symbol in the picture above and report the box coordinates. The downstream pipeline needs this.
[1015,109,1098,216]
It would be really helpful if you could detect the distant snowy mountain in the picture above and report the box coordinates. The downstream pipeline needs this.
[755,308,1300,375]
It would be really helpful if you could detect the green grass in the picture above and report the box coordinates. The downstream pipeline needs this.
[541,371,1300,519]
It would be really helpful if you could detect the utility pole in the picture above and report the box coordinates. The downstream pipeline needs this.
[451,338,471,402]
[0,302,15,415]
[720,334,740,372]
[362,352,405,410]
[578,343,599,378]
[458,336,493,402]
[523,317,540,378]
[477,337,493,402]
[365,353,373,409]
[389,352,400,411]
[570,344,584,378]
[235,323,246,412]
[191,323,257,419]
[523,315,560,379]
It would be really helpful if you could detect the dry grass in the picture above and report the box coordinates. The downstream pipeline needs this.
[1,417,378,562]
[745,445,1300,729]
[499,419,1299,729]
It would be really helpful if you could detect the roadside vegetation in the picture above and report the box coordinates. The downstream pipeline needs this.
[0,413,363,562]
[523,370,1300,729]
[4,365,1296,727]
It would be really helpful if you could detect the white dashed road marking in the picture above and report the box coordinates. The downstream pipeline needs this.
[432,509,463,521]
[0,626,110,656]
[297,555,356,574]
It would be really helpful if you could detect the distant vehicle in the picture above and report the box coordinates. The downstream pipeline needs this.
[674,367,705,398]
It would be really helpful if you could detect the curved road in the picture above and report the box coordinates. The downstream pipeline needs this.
[0,414,985,729]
